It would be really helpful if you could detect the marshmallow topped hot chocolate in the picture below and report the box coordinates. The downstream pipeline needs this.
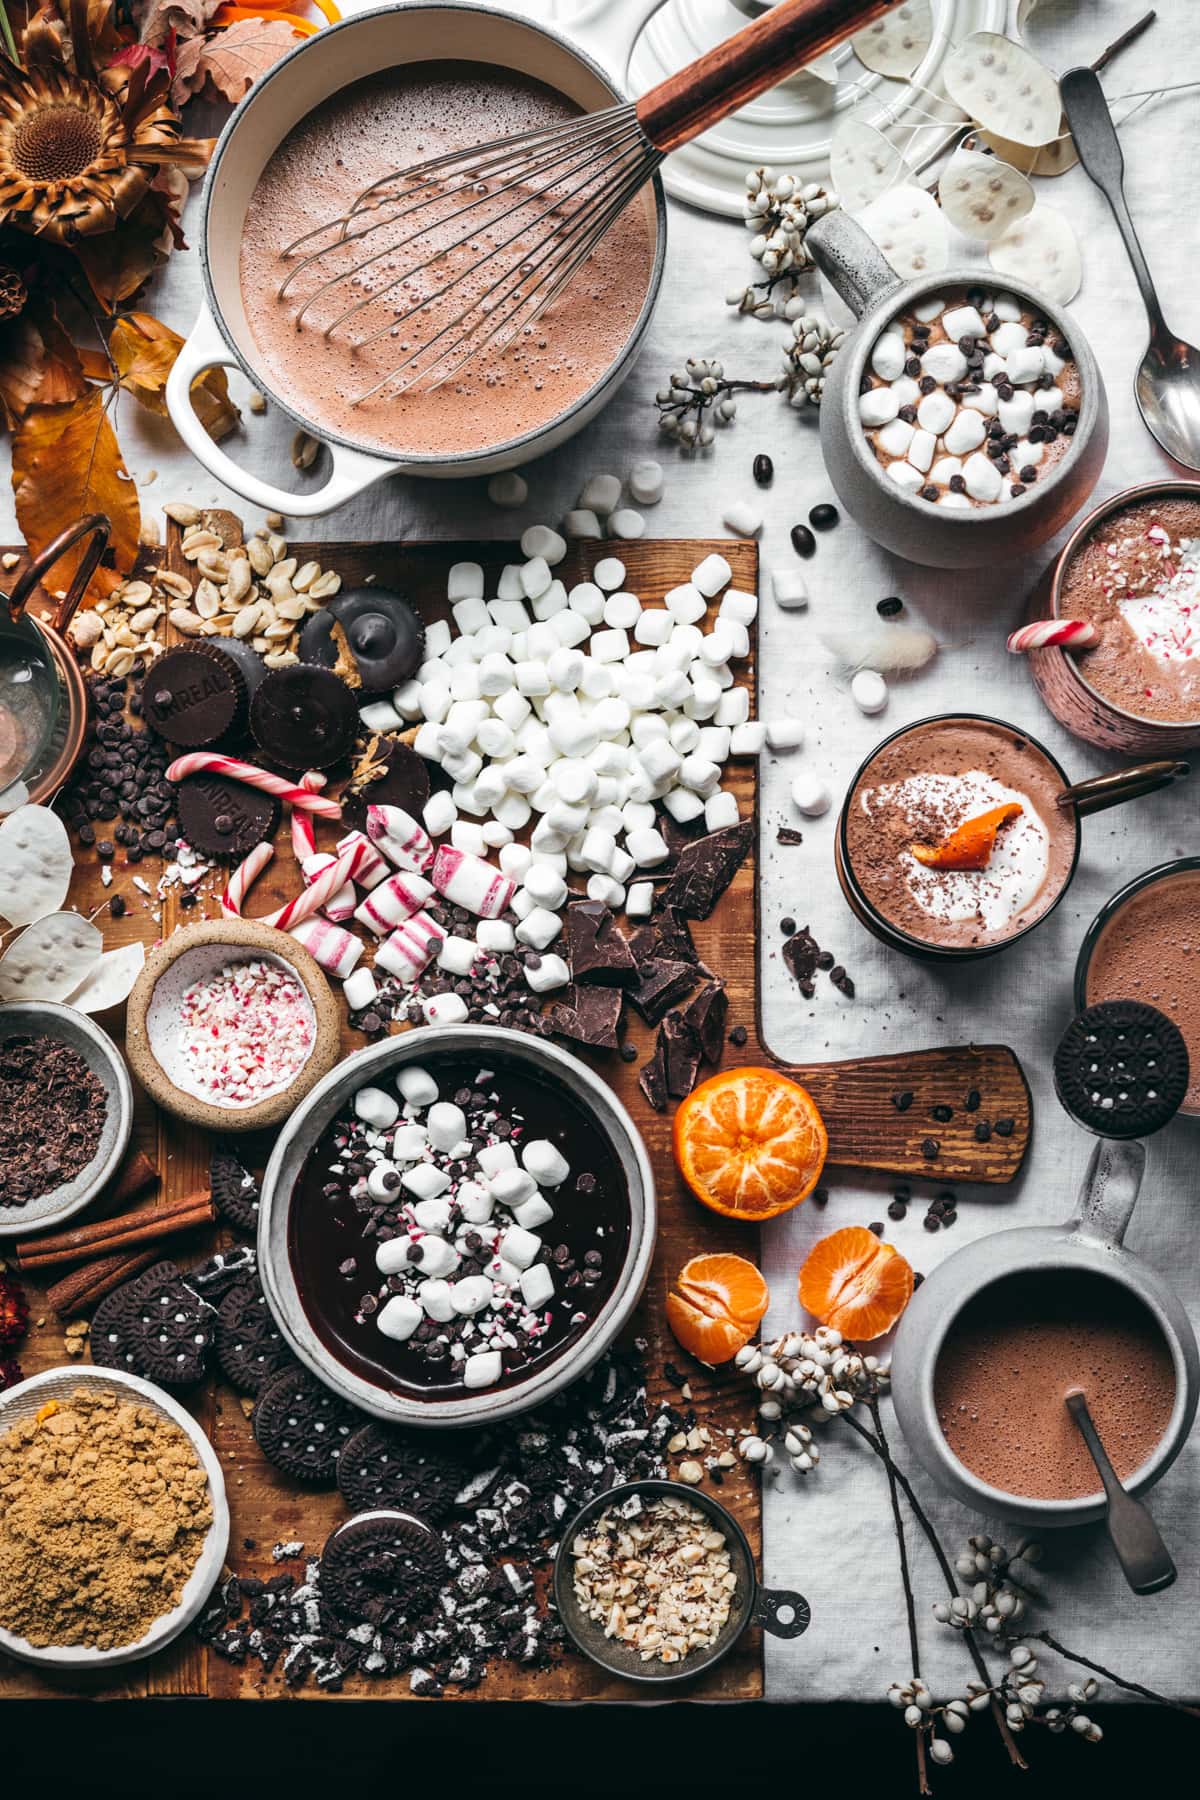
[858,288,1081,508]
[239,64,656,458]
[844,719,1076,950]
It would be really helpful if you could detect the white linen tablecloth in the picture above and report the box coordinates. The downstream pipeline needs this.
[1,0,1197,1705]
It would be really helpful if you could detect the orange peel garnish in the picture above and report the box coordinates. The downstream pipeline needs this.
[910,802,1022,871]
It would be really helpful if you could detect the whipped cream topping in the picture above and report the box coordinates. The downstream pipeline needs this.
[864,769,1050,929]
[1109,527,1200,667]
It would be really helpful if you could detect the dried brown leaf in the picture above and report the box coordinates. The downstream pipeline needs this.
[12,388,141,585]
[73,192,175,310]
[110,308,240,439]
[134,0,223,48]
[0,315,47,428]
[172,18,300,106]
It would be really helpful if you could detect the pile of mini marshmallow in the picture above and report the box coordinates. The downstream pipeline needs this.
[343,1061,585,1390]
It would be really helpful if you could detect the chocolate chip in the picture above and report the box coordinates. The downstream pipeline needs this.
[728,1024,748,1047]
[753,453,774,487]
[994,1117,1015,1137]
[892,1091,914,1112]
[887,1200,907,1222]
[922,1138,940,1159]
[964,1090,981,1112]
[931,1105,953,1123]
[109,893,126,918]
[876,596,904,617]
[920,485,938,502]
[780,916,796,936]
[790,524,816,559]
[809,503,839,531]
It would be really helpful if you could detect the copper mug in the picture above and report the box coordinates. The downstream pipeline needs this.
[834,711,1190,963]
[0,514,109,813]
[1023,480,1200,756]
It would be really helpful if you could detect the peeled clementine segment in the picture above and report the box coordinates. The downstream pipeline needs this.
[910,802,1022,871]
[798,1226,914,1341]
[673,1066,828,1221]
[666,1253,771,1364]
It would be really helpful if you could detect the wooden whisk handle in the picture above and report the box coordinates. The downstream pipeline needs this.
[636,0,906,154]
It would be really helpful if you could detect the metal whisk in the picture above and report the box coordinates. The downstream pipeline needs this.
[276,0,903,404]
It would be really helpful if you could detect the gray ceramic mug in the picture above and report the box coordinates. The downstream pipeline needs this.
[807,212,1109,569]
[890,1138,1199,1528]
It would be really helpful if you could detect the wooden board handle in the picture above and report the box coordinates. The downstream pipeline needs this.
[636,0,904,153]
[780,1044,1032,1183]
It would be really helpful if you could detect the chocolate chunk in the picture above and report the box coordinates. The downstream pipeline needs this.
[783,925,822,990]
[565,900,639,986]
[637,1037,669,1111]
[629,906,698,970]
[342,735,431,832]
[143,644,247,748]
[776,826,804,846]
[547,983,623,1051]
[249,665,359,770]
[299,588,426,693]
[175,771,279,859]
[682,980,728,1065]
[626,957,698,1026]
[660,1011,703,1099]
[657,822,753,919]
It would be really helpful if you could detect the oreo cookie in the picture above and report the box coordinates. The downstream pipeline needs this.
[1054,1000,1190,1138]
[336,1422,466,1522]
[253,1365,361,1484]
[90,1259,214,1387]
[215,1280,294,1395]
[250,666,358,770]
[144,643,247,748]
[176,771,279,860]
[319,1508,446,1630]
[210,1145,260,1232]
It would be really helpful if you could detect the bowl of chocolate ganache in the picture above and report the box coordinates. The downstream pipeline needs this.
[257,1025,656,1427]
[891,1138,1199,1528]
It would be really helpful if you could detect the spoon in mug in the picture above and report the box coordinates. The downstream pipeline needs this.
[1060,66,1200,471]
[1064,1389,1176,1594]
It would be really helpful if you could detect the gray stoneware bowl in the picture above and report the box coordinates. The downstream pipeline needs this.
[807,210,1109,569]
[257,1024,656,1427]
[552,1479,810,1687]
[891,1139,1200,1528]
[0,1001,133,1238]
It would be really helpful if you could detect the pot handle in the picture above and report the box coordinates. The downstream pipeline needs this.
[1070,1137,1145,1247]
[1057,759,1190,817]
[807,211,903,319]
[164,300,394,520]
[750,1586,812,1639]
[5,513,110,629]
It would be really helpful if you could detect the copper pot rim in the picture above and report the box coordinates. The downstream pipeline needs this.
[1044,476,1200,733]
[19,619,89,808]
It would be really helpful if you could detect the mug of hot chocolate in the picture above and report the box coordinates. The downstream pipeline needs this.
[165,4,667,517]
[807,211,1108,568]
[1076,858,1200,1118]
[892,1137,1199,1529]
[835,712,1189,960]
[1022,481,1200,755]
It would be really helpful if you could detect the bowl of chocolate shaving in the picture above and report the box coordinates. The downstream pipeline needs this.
[0,1002,133,1237]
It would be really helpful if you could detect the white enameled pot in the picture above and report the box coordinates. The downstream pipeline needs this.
[165,1,668,517]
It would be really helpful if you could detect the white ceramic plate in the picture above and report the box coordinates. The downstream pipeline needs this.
[0,1366,229,1669]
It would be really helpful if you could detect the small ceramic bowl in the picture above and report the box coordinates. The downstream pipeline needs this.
[125,917,341,1133]
[552,1479,810,1686]
[0,1364,229,1670]
[0,1002,133,1238]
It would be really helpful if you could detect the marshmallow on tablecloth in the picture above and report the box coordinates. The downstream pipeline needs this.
[336,829,390,890]
[365,803,434,872]
[343,966,378,1012]
[288,916,363,979]
[430,845,517,918]
[301,853,357,923]
[375,913,446,981]
[354,870,434,936]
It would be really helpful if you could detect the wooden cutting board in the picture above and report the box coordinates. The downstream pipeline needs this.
[0,525,1030,1703]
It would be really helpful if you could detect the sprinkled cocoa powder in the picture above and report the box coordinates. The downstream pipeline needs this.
[0,1035,108,1206]
[0,1388,212,1648]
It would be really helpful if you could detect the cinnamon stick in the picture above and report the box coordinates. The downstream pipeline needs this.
[46,1250,160,1319]
[15,1189,215,1272]
[102,1147,159,1215]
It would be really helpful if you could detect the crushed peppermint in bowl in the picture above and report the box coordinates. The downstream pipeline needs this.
[126,919,341,1133]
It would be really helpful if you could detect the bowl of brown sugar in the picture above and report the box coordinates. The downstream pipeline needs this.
[0,1366,228,1668]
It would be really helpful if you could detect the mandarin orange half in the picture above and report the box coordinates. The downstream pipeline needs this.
[672,1066,828,1221]
[797,1225,914,1341]
[665,1253,770,1365]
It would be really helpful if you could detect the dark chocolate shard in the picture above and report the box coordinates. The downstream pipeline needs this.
[661,1011,703,1100]
[682,980,728,1065]
[783,926,822,990]
[547,983,623,1051]
[637,1037,669,1112]
[628,906,697,970]
[565,901,639,987]
[626,957,698,1026]
[657,822,753,919]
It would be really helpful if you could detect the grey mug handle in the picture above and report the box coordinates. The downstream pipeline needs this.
[751,1586,812,1639]
[807,211,903,319]
[1070,1137,1145,1247]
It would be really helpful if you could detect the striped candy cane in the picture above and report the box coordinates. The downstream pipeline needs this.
[166,752,343,821]
[1006,619,1099,654]
[222,842,274,915]
[291,771,327,860]
[261,840,371,930]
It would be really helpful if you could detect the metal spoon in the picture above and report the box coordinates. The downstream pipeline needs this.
[1064,1388,1176,1594]
[1060,65,1200,471]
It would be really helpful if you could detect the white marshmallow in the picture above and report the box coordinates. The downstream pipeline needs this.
[487,471,527,507]
[998,390,1035,436]
[663,787,704,824]
[587,874,625,907]
[521,525,566,565]
[524,953,570,992]
[392,1123,429,1161]
[921,343,968,384]
[359,697,403,733]
[609,508,645,540]
[412,1198,452,1233]
[870,328,907,381]
[723,501,762,538]
[691,553,731,597]
[771,569,808,610]
[859,387,900,428]
[377,1296,421,1342]
[705,790,740,830]
[906,429,936,473]
[963,451,1003,503]
[449,1275,494,1316]
[513,1195,554,1231]
[521,1139,569,1184]
[765,716,804,750]
[917,390,956,435]
[626,826,669,867]
[628,459,664,505]
[943,409,986,455]
[593,556,626,591]
[962,381,998,416]
[427,1101,468,1152]
[420,1279,455,1323]
[422,992,470,1026]
[515,906,563,950]
[476,1143,516,1178]
[523,862,568,909]
[488,1166,538,1208]
[887,461,925,491]
[569,581,605,624]
[396,1066,438,1108]
[719,588,757,626]
[851,669,889,714]
[498,1225,541,1269]
[941,304,986,341]
[579,472,622,515]
[730,721,767,754]
[634,606,673,646]
[412,1234,459,1278]
[603,590,641,629]
[665,582,707,626]
[355,1086,399,1130]
[463,1350,502,1389]
[990,319,1026,354]
[342,967,378,1013]
[563,509,602,540]
[1005,344,1043,386]
[626,880,654,918]
[366,1163,401,1202]
[929,456,964,487]
[456,1181,493,1224]
[401,1163,452,1201]
[877,418,916,458]
[519,1263,555,1309]
[447,560,485,601]
[375,1236,414,1275]
[791,773,831,816]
